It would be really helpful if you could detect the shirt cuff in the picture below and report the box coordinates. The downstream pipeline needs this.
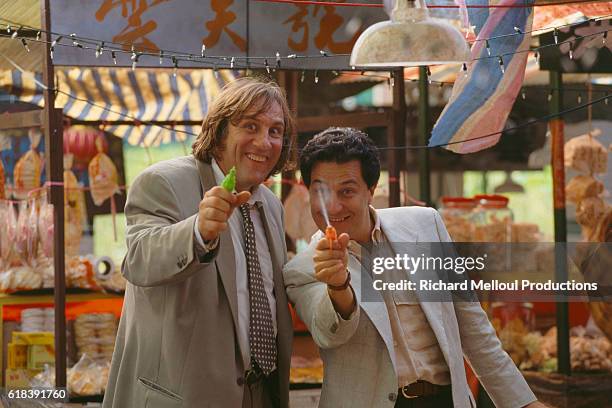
[194,215,206,246]
[194,215,219,260]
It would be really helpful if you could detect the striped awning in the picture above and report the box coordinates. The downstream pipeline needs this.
[0,67,237,146]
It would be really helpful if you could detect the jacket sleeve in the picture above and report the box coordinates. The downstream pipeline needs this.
[284,248,360,349]
[122,168,217,287]
[432,209,537,408]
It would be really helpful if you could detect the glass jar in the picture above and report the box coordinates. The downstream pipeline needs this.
[473,195,513,273]
[439,197,476,242]
[473,194,513,243]
[490,302,536,366]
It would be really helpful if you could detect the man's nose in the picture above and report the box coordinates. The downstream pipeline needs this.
[252,129,272,149]
[327,194,343,214]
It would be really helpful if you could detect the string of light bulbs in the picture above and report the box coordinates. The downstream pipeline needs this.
[49,84,612,151]
[1,13,610,73]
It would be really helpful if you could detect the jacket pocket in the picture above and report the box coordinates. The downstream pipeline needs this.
[138,377,183,402]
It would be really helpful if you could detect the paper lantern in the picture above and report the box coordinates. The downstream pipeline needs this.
[64,126,108,170]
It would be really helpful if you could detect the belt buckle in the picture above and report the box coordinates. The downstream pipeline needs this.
[400,386,419,399]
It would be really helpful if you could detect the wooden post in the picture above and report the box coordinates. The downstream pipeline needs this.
[418,66,431,206]
[389,68,405,208]
[550,70,570,376]
[41,0,67,388]
[278,70,298,202]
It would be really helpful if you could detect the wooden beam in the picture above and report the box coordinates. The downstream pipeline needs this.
[388,69,405,208]
[0,110,43,130]
[417,67,431,207]
[550,70,570,376]
[41,0,67,389]
[297,111,389,133]
[278,70,298,202]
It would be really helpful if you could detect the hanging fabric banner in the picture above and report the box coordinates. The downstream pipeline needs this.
[429,0,535,153]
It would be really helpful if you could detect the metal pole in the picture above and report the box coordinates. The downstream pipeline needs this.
[389,68,405,207]
[550,70,570,376]
[41,0,67,388]
[418,66,431,206]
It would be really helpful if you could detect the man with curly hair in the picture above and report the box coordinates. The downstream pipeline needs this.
[284,127,546,408]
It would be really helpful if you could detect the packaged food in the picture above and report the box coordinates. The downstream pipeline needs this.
[37,194,54,259]
[576,196,607,228]
[565,175,604,204]
[0,266,43,292]
[564,133,608,174]
[0,158,5,199]
[1,202,18,267]
[13,128,43,199]
[88,137,119,206]
[64,154,84,257]
[15,201,30,264]
[511,223,540,243]
[26,198,39,266]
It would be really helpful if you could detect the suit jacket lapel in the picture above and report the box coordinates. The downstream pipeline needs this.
[349,252,398,372]
[378,209,452,362]
[195,158,240,345]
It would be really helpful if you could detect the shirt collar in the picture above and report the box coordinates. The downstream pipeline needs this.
[211,159,263,207]
[346,206,383,258]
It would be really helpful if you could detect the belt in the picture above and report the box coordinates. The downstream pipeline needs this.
[399,380,451,399]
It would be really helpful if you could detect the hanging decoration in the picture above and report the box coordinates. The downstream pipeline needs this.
[88,137,119,206]
[64,154,85,257]
[0,158,5,200]
[64,126,108,171]
[88,137,120,240]
[429,0,535,153]
[13,128,43,199]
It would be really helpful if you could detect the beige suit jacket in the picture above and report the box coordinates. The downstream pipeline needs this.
[103,156,292,408]
[284,206,537,408]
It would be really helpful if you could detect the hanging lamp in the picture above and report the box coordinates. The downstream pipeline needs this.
[349,0,471,67]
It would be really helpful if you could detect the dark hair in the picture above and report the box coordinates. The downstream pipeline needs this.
[300,127,380,189]
[192,76,297,175]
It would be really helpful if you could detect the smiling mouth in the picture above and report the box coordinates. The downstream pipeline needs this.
[246,153,267,163]
[329,215,350,222]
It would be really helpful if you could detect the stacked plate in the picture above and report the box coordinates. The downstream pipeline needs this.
[74,313,118,362]
[21,308,54,332]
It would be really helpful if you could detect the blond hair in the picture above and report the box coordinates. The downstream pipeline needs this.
[192,76,296,175]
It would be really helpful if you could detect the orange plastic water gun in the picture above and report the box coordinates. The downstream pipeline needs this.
[325,225,337,251]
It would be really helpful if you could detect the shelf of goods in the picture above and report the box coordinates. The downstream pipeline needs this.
[0,291,123,397]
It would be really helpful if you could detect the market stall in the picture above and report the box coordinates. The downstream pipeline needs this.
[0,0,610,407]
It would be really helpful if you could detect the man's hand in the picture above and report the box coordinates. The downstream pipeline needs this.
[313,233,355,320]
[314,233,350,286]
[198,187,250,241]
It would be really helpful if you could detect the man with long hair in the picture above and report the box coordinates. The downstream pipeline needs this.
[104,77,296,408]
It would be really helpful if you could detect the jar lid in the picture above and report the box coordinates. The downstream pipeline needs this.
[474,194,509,208]
[441,196,476,208]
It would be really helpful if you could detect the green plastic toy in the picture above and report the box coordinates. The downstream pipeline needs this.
[221,166,236,192]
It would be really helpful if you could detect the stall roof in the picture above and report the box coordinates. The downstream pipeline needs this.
[0,67,237,146]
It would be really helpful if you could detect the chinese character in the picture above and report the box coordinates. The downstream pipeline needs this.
[283,2,363,54]
[95,0,171,52]
[283,5,309,52]
[203,0,247,52]
[314,4,362,54]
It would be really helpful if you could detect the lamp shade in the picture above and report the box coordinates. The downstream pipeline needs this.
[350,0,471,67]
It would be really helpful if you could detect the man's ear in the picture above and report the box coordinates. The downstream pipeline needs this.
[368,183,378,202]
